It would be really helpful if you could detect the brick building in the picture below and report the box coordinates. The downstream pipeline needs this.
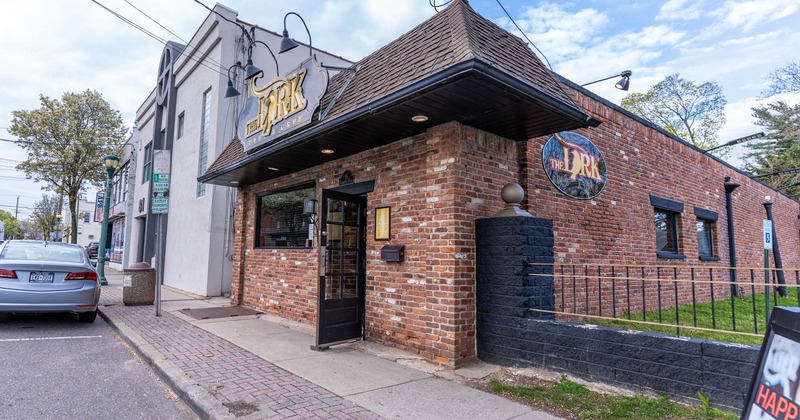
[201,0,799,368]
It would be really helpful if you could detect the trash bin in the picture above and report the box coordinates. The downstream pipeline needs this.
[122,262,156,306]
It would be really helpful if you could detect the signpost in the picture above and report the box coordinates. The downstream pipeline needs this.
[764,220,773,324]
[152,150,171,316]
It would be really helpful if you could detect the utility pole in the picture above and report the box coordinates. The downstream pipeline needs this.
[15,196,19,219]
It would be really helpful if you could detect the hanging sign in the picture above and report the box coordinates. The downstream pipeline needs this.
[238,56,329,154]
[542,131,607,200]
[95,192,104,222]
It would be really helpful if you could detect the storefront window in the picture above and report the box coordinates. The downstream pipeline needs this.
[255,185,315,248]
[110,219,125,264]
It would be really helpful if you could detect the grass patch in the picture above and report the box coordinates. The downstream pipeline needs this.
[489,376,737,420]
[589,289,798,346]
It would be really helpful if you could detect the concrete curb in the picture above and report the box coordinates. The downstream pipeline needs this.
[99,305,235,420]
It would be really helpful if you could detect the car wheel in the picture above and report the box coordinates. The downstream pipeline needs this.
[79,310,97,323]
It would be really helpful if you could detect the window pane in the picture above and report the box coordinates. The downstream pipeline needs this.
[697,219,713,257]
[257,186,314,248]
[142,143,153,184]
[197,90,211,197]
[654,210,677,253]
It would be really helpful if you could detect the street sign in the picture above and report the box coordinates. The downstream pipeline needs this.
[151,150,171,215]
[764,220,773,251]
[153,150,171,174]
[152,197,169,214]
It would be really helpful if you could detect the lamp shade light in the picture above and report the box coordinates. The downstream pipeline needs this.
[279,29,300,54]
[243,58,262,80]
[614,76,630,91]
[104,154,120,169]
[224,80,241,98]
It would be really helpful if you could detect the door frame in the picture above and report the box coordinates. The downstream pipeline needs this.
[312,188,367,350]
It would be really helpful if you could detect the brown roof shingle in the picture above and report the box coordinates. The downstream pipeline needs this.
[206,0,580,177]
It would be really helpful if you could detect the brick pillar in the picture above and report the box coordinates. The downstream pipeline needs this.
[475,216,554,362]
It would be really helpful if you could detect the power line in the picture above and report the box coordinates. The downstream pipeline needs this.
[89,0,168,44]
[123,0,224,70]
[89,0,229,79]
[494,0,553,71]
[0,137,126,149]
[123,0,187,44]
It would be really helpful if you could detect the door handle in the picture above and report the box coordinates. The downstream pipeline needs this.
[318,246,326,277]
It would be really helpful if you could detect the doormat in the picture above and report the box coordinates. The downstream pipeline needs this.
[179,306,261,320]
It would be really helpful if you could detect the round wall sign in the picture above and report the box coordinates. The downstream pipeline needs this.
[542,131,607,199]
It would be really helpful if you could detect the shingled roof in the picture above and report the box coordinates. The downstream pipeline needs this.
[204,0,594,185]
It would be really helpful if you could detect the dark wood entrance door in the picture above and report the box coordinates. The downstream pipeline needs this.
[313,189,367,350]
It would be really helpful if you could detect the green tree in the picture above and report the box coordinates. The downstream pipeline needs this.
[621,74,727,155]
[743,101,800,197]
[29,194,63,241]
[19,220,41,240]
[0,209,22,240]
[9,90,126,244]
[762,60,800,97]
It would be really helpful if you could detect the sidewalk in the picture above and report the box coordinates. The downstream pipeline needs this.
[99,268,560,419]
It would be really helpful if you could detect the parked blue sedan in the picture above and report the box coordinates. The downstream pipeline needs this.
[0,240,100,322]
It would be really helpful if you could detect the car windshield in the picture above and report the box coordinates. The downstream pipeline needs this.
[1,243,84,263]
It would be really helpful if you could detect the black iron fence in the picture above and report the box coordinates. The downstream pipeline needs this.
[528,263,800,341]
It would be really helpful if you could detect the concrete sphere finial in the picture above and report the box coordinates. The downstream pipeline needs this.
[494,182,532,217]
[501,183,524,205]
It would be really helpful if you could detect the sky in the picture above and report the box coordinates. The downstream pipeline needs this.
[1,0,798,220]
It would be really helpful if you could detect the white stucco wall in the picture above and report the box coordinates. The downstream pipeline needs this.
[127,3,352,297]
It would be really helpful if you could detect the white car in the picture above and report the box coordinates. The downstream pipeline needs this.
[0,240,100,322]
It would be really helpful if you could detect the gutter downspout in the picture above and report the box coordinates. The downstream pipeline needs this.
[724,177,740,297]
[763,201,788,297]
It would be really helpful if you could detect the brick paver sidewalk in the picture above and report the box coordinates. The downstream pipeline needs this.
[100,280,378,419]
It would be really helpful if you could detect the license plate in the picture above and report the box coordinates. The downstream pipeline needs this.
[29,272,55,283]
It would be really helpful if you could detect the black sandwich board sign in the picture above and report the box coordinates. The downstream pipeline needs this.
[742,306,800,420]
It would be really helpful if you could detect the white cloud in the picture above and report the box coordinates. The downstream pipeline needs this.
[657,0,707,21]
[712,0,799,32]
[516,3,610,61]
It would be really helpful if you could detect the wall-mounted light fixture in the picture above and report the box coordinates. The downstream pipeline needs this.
[704,132,765,153]
[279,12,313,56]
[303,197,317,224]
[581,70,632,91]
[225,27,280,99]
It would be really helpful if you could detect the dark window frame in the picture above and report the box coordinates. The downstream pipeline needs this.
[142,142,153,184]
[694,206,719,261]
[254,183,316,249]
[651,195,685,259]
[177,112,184,139]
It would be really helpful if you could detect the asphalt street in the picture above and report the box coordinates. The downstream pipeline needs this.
[0,312,197,419]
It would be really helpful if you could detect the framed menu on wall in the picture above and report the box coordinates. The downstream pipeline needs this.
[375,207,390,240]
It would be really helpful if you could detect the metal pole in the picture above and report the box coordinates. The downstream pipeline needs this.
[155,214,162,316]
[724,177,740,296]
[764,249,771,324]
[763,202,787,296]
[97,169,113,286]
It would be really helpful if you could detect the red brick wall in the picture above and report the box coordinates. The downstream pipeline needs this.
[524,91,800,315]
[233,122,519,367]
[232,89,800,368]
